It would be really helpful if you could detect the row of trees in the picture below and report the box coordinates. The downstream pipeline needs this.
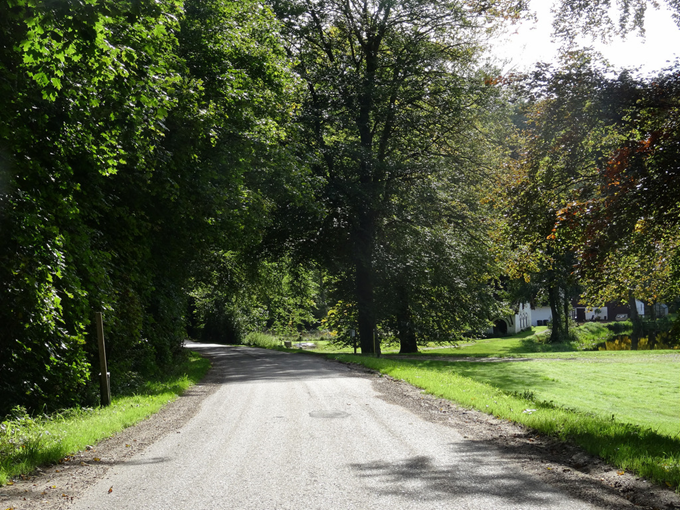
[502,51,680,342]
[2,0,679,414]
[0,0,298,415]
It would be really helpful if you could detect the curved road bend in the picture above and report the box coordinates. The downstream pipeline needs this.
[71,342,600,510]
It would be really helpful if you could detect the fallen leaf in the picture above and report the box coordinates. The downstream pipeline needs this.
[617,470,625,475]
[6,481,14,486]
[93,458,101,462]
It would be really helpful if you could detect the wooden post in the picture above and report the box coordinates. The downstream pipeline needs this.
[373,328,379,358]
[96,312,111,407]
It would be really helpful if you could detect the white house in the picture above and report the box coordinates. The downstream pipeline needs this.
[532,299,647,326]
[531,305,552,326]
[490,302,532,336]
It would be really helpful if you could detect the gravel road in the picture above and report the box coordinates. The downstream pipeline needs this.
[67,344,626,509]
[3,342,678,510]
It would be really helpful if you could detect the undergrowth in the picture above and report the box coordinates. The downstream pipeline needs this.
[241,332,285,349]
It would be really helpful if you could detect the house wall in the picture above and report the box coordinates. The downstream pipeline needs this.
[586,307,608,320]
[512,302,532,334]
[488,302,532,336]
[573,306,609,321]
[531,306,552,326]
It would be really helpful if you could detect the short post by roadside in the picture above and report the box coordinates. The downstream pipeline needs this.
[95,312,111,407]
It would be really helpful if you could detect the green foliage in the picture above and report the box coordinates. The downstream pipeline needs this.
[190,254,322,343]
[0,0,297,415]
[0,0,188,415]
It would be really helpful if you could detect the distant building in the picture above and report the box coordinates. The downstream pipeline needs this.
[530,299,655,326]
[490,302,532,336]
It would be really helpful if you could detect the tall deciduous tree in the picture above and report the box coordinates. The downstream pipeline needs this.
[268,0,523,353]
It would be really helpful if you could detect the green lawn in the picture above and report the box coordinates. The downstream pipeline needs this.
[398,356,680,437]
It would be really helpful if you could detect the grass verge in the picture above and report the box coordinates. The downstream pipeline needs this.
[0,351,210,486]
[329,354,680,491]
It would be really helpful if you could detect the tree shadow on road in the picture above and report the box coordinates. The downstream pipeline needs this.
[348,441,623,509]
[187,342,350,385]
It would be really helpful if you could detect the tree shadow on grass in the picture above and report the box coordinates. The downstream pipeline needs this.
[505,338,574,355]
[413,359,559,396]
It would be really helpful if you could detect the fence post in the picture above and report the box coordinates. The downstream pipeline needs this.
[96,312,111,407]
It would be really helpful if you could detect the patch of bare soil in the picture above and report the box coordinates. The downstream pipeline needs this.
[1,353,678,510]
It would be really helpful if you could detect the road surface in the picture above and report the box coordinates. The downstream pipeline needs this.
[69,343,603,509]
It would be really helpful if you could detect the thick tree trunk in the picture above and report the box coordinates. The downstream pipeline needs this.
[356,259,377,354]
[354,211,378,355]
[397,288,417,354]
[628,291,642,350]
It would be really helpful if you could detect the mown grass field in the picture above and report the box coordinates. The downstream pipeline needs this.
[384,355,680,437]
[0,351,211,485]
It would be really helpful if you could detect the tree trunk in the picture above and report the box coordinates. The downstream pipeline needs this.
[563,287,570,339]
[548,284,563,343]
[354,211,378,355]
[628,291,642,350]
[397,287,417,354]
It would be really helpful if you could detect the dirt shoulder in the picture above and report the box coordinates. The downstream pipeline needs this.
[1,349,679,510]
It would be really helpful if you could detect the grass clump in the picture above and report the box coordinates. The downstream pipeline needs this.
[571,322,614,347]
[330,354,680,491]
[0,351,210,485]
[242,332,284,349]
